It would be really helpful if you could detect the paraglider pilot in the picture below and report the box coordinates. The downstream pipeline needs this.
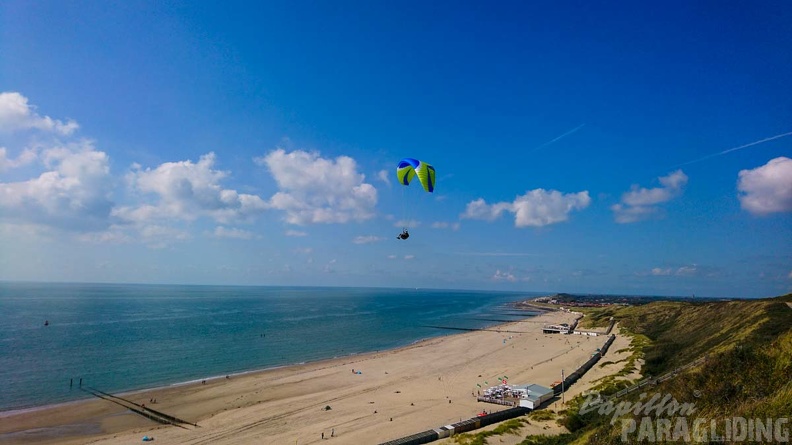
[397,229,409,240]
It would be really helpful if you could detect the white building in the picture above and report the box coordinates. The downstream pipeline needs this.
[514,384,555,409]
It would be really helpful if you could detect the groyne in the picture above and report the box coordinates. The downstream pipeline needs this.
[82,387,197,428]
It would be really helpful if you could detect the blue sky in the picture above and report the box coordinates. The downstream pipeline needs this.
[1,1,790,298]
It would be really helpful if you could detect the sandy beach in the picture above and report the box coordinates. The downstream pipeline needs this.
[1,310,619,445]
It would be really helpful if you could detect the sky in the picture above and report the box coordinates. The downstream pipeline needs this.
[1,1,790,298]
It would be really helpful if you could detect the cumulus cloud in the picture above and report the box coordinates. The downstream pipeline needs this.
[115,152,267,224]
[377,169,391,186]
[0,146,38,172]
[0,93,111,232]
[737,157,792,215]
[213,226,257,240]
[255,149,377,225]
[140,224,191,249]
[612,170,688,223]
[461,189,590,227]
[0,92,78,135]
[77,226,133,244]
[0,93,272,245]
[0,141,114,231]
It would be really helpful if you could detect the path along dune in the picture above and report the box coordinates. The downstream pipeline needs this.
[1,310,615,445]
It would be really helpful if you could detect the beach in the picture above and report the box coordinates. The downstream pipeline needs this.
[1,310,615,445]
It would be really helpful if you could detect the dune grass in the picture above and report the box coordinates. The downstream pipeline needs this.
[547,294,792,444]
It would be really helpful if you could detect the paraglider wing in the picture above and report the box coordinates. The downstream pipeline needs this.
[396,158,435,193]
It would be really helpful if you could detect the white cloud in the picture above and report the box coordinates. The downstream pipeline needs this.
[323,258,337,273]
[395,219,420,228]
[610,204,659,223]
[140,224,191,249]
[737,157,792,215]
[214,226,257,240]
[0,141,113,231]
[115,152,267,224]
[285,229,308,237]
[612,170,688,223]
[0,146,38,172]
[461,199,511,221]
[255,149,377,225]
[650,265,700,277]
[77,227,133,244]
[377,169,391,186]
[462,189,590,227]
[0,92,78,135]
[431,221,461,230]
[493,269,517,282]
[353,235,381,244]
[386,254,411,260]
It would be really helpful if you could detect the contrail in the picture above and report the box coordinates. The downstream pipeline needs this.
[678,131,792,166]
[533,123,585,151]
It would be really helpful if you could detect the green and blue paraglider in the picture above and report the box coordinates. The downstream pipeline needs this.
[396,158,435,192]
[396,158,435,240]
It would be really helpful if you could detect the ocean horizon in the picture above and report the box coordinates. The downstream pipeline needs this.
[0,282,543,413]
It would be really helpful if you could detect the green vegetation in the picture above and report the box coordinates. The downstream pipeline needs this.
[451,419,528,445]
[517,432,581,445]
[527,409,556,422]
[575,308,615,330]
[549,294,792,444]
[602,298,789,376]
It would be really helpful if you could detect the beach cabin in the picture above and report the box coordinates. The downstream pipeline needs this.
[514,384,554,409]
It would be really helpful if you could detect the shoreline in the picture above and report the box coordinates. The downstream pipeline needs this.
[1,309,612,445]
[1,299,535,416]
[0,335,448,418]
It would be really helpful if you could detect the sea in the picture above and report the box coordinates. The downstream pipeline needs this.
[0,282,542,413]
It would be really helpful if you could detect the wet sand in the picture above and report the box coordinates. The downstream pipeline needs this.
[1,310,614,445]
